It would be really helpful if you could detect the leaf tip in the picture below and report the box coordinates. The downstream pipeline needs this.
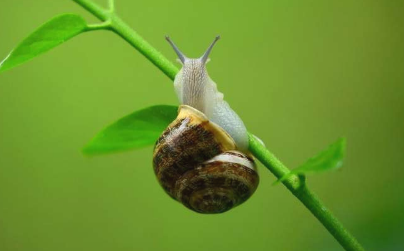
[81,140,101,156]
[0,54,11,73]
[81,145,94,156]
[336,137,347,158]
[337,136,347,146]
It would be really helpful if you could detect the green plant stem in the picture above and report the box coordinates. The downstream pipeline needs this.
[249,135,364,251]
[110,16,178,79]
[72,0,178,80]
[71,1,365,250]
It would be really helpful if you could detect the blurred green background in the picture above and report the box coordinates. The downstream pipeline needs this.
[0,0,403,250]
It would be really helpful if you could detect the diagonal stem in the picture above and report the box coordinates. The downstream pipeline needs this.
[109,15,178,80]
[71,1,365,250]
[72,0,110,21]
[72,0,178,79]
[248,135,365,251]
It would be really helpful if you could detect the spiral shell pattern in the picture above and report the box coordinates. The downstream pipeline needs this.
[153,105,259,214]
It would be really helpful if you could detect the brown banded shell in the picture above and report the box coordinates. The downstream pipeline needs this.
[153,105,259,214]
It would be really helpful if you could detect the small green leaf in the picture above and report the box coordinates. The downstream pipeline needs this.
[83,105,178,155]
[0,14,87,73]
[277,138,346,183]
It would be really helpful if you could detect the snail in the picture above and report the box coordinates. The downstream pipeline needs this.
[153,36,259,214]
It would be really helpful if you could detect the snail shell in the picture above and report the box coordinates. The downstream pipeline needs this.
[153,105,259,214]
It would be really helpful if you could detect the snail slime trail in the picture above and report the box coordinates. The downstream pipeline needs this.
[153,37,259,214]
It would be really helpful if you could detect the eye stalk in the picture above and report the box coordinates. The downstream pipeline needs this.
[166,35,220,64]
[165,36,187,64]
[200,35,220,64]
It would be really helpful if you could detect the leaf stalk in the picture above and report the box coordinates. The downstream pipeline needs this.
[86,21,112,31]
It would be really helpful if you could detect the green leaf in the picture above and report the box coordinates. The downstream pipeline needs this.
[83,105,178,155]
[277,138,346,183]
[0,14,87,73]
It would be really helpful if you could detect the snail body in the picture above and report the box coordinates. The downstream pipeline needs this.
[169,36,249,151]
[153,37,259,214]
